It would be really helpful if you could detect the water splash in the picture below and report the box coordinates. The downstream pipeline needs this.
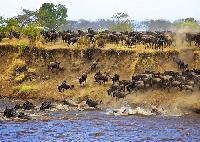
[105,105,184,116]
[106,106,151,116]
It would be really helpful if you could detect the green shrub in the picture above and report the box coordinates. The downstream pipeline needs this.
[13,86,38,94]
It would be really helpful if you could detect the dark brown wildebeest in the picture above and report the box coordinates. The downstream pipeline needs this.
[23,101,35,110]
[79,73,87,86]
[108,73,120,84]
[194,34,200,47]
[86,99,98,108]
[40,101,52,111]
[68,37,77,47]
[18,112,30,119]
[58,83,74,92]
[185,32,195,46]
[113,91,126,101]
[107,84,125,96]
[14,104,23,110]
[151,108,162,115]
[3,107,17,118]
[107,85,118,96]
[94,73,109,86]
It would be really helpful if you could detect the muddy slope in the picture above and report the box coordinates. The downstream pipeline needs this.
[0,45,200,111]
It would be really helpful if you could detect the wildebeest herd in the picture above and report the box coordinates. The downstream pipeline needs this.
[3,100,42,119]
[40,29,200,49]
[54,53,200,103]
[3,98,100,119]
[3,54,200,119]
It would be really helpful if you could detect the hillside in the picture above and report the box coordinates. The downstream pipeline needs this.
[0,43,200,112]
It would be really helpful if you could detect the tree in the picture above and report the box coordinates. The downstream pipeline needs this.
[139,20,151,31]
[0,16,6,41]
[109,13,132,32]
[172,17,200,32]
[148,19,172,31]
[15,9,38,29]
[4,18,20,39]
[37,3,68,30]
[0,16,4,25]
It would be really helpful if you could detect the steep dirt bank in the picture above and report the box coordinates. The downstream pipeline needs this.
[0,45,200,112]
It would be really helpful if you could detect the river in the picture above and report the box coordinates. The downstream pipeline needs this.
[0,98,200,141]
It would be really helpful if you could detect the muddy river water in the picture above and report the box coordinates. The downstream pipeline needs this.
[0,98,200,141]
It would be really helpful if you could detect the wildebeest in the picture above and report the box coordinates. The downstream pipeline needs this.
[18,112,30,119]
[85,45,95,59]
[134,80,146,92]
[68,37,77,46]
[40,101,52,110]
[107,87,117,96]
[107,84,124,96]
[14,104,23,110]
[3,107,17,118]
[41,30,58,44]
[23,101,35,110]
[78,73,87,86]
[126,80,146,93]
[151,108,162,115]
[110,74,120,84]
[163,80,182,92]
[94,73,109,85]
[48,61,61,70]
[113,91,126,101]
[152,77,163,88]
[90,59,99,71]
[58,83,74,92]
[86,99,98,108]
[172,56,188,70]
[182,85,193,92]
[119,80,131,91]
[179,61,188,70]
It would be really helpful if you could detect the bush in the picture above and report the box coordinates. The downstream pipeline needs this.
[21,23,42,46]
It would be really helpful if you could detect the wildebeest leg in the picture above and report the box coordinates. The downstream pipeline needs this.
[168,87,170,92]
[98,81,101,85]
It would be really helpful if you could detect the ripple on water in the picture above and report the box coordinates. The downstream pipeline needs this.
[1,100,200,141]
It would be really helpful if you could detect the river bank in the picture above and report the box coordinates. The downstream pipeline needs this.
[0,44,200,114]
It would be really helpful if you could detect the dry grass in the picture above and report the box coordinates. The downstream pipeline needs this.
[6,59,26,76]
[0,38,29,46]
[0,37,181,52]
